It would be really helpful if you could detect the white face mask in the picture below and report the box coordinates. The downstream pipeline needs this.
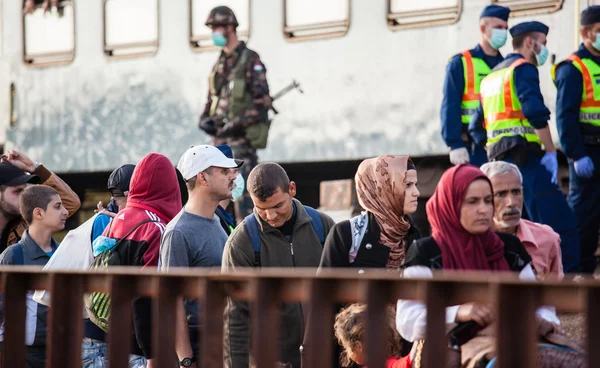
[231,174,245,202]
[592,32,600,51]
[534,42,549,66]
[488,28,508,50]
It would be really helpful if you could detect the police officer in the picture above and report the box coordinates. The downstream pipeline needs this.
[198,6,271,222]
[469,21,581,273]
[553,6,600,273]
[441,5,510,167]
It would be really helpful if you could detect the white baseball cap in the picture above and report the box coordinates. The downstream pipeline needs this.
[177,145,243,180]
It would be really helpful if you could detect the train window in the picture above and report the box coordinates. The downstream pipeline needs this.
[387,0,461,30]
[284,0,349,41]
[190,0,250,50]
[23,1,75,66]
[104,0,159,58]
[491,0,564,16]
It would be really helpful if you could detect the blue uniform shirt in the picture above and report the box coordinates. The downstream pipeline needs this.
[469,53,551,146]
[441,44,504,150]
[554,43,600,161]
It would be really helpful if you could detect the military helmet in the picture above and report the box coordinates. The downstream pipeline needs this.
[205,6,239,28]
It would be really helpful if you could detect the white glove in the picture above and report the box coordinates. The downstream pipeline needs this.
[449,147,470,165]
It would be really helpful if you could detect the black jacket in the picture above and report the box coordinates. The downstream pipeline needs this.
[319,212,422,270]
[403,232,531,272]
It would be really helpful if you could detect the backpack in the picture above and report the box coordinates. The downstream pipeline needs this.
[348,211,369,264]
[83,219,157,332]
[244,206,325,267]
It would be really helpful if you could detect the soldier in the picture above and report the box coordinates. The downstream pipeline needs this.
[198,6,271,223]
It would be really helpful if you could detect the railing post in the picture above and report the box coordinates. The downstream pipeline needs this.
[495,283,538,368]
[251,278,281,368]
[303,279,335,368]
[586,285,600,367]
[46,273,84,368]
[201,279,226,367]
[107,275,136,368]
[152,276,179,368]
[364,280,392,368]
[1,272,28,367]
[423,281,450,368]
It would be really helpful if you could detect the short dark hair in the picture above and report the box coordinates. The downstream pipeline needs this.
[512,32,535,48]
[184,167,215,192]
[185,176,197,191]
[19,185,59,225]
[247,163,290,201]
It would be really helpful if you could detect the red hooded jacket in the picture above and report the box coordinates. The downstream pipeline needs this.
[103,152,182,357]
[104,152,181,267]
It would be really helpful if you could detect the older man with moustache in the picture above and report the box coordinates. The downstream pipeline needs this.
[481,161,563,279]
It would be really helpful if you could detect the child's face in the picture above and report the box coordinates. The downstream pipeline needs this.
[347,341,365,366]
[37,195,68,232]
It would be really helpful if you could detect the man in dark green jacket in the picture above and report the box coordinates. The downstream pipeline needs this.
[222,163,335,368]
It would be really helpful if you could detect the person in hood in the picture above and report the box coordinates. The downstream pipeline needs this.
[102,152,181,364]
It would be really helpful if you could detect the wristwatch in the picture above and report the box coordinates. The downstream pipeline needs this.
[179,356,196,367]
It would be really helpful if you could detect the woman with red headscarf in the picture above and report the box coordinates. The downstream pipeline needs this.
[395,164,560,345]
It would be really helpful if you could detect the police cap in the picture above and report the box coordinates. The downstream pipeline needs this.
[581,6,600,26]
[480,5,510,21]
[205,6,239,28]
[510,21,549,38]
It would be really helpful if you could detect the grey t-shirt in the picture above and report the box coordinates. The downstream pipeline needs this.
[159,209,228,328]
[159,210,228,269]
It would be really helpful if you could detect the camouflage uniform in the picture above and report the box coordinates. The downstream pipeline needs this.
[200,7,270,222]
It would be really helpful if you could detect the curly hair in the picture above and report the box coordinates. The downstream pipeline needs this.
[333,303,404,367]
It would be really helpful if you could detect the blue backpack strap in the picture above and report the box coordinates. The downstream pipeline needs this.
[244,214,262,267]
[12,244,24,265]
[304,206,325,245]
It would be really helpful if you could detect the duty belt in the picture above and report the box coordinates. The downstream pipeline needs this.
[487,126,535,139]
[583,135,600,146]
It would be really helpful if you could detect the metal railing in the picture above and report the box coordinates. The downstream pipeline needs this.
[0,266,598,368]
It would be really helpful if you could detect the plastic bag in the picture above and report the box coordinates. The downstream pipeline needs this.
[33,214,99,315]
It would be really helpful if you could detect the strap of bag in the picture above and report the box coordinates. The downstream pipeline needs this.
[12,244,24,265]
[95,219,158,259]
[244,214,262,267]
[211,48,249,113]
[244,206,325,268]
[348,212,368,264]
[303,206,325,244]
[114,219,158,246]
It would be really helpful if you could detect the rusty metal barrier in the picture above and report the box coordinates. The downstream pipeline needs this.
[0,266,598,368]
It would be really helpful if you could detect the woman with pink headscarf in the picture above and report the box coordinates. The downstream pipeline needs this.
[319,155,422,271]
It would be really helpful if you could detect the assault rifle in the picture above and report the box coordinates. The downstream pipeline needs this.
[269,80,304,114]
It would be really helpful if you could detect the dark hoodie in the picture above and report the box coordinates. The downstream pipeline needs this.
[103,153,181,357]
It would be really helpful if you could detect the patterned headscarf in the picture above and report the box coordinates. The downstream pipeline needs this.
[355,155,414,269]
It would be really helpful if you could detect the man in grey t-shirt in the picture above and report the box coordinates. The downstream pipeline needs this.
[159,145,242,368]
